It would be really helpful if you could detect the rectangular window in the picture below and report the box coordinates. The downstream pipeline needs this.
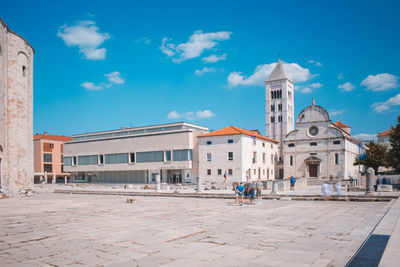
[43,142,54,152]
[228,169,233,175]
[228,139,233,144]
[43,164,52,173]
[335,153,339,165]
[271,116,275,123]
[271,105,275,112]
[207,169,211,175]
[64,157,72,166]
[271,154,274,164]
[78,155,98,165]
[105,153,129,164]
[61,165,64,173]
[98,154,104,164]
[253,152,257,163]
[288,143,295,147]
[218,169,222,175]
[333,140,341,145]
[129,153,135,163]
[206,153,212,162]
[310,142,317,146]
[228,152,233,161]
[254,169,256,175]
[173,149,192,161]
[43,153,52,163]
[290,155,293,166]
[206,141,212,145]
[262,153,266,163]
[165,150,171,161]
[278,104,282,111]
[61,144,63,153]
[72,156,77,166]
[278,116,282,122]
[136,151,164,163]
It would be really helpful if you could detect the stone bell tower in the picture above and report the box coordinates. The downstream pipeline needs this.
[265,59,294,178]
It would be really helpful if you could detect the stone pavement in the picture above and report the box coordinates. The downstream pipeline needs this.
[0,194,394,266]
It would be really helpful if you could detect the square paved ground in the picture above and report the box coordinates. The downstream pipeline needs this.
[0,194,392,266]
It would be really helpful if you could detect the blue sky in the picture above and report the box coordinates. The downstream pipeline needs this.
[3,0,400,140]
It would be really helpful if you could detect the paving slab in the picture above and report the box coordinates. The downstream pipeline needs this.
[0,193,395,266]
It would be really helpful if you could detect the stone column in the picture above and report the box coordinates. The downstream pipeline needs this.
[196,177,202,192]
[155,173,161,192]
[44,172,48,184]
[269,181,279,196]
[52,172,56,184]
[64,176,67,184]
[365,167,375,196]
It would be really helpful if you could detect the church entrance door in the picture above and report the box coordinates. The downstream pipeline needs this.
[309,164,318,178]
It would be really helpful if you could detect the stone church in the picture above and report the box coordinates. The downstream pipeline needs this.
[265,60,363,180]
[0,18,34,196]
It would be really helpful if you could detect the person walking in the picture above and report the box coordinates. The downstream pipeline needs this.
[223,170,227,183]
[236,182,245,206]
[290,176,296,190]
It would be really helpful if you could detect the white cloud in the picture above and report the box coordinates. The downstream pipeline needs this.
[372,93,400,113]
[58,20,110,60]
[308,59,322,67]
[105,71,124,84]
[329,109,345,116]
[195,67,217,75]
[81,82,102,91]
[136,36,150,44]
[167,109,216,120]
[300,87,312,93]
[353,133,377,142]
[310,82,323,88]
[196,110,215,119]
[227,62,313,87]
[160,30,232,63]
[202,54,227,63]
[338,82,355,92]
[167,110,180,119]
[361,73,399,91]
[338,73,345,80]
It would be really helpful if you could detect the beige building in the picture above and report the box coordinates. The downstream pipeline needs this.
[198,126,279,183]
[63,122,208,184]
[0,18,34,196]
[377,129,391,148]
[33,133,72,183]
[283,99,365,180]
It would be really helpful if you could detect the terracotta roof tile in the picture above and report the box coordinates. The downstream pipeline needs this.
[377,129,391,137]
[198,126,279,143]
[34,134,72,142]
[334,121,351,128]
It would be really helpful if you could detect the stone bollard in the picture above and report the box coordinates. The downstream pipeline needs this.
[44,172,48,184]
[155,174,161,192]
[64,176,67,184]
[53,173,56,184]
[196,177,202,192]
[365,167,375,195]
[269,181,279,196]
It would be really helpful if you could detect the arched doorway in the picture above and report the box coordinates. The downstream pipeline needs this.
[304,156,321,178]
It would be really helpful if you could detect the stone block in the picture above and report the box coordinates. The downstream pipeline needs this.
[377,184,393,192]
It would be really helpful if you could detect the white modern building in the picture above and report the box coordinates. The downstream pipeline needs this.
[198,126,279,183]
[283,98,365,180]
[265,59,295,179]
[63,122,208,184]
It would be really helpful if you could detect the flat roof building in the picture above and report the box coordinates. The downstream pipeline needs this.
[33,133,72,183]
[63,122,208,184]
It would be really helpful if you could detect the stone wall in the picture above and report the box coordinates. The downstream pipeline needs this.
[0,18,34,196]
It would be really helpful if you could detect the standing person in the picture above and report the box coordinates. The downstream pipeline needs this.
[249,181,256,204]
[322,183,329,201]
[290,176,296,190]
[233,182,239,204]
[256,179,263,205]
[336,180,342,196]
[223,170,227,183]
[236,182,245,206]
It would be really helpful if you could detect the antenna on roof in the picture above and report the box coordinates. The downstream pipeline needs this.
[311,97,315,105]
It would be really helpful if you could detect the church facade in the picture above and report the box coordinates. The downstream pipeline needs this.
[265,59,364,180]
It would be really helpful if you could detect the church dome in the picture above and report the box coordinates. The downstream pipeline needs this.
[296,98,330,124]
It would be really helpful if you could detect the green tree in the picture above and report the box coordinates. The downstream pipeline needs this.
[354,141,389,174]
[389,116,400,172]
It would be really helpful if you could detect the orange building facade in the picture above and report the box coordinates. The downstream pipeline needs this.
[33,133,72,183]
